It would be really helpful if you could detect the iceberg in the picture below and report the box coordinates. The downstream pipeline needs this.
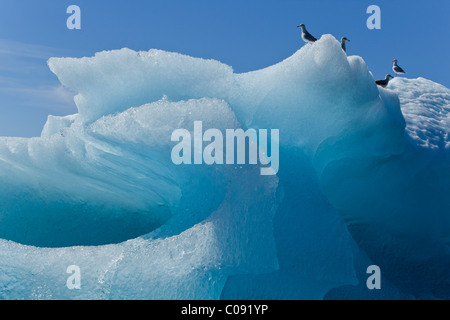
[0,34,449,299]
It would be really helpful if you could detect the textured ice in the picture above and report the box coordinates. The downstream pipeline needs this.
[0,97,279,299]
[389,77,450,151]
[0,35,449,299]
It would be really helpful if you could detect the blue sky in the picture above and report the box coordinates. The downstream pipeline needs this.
[0,0,448,137]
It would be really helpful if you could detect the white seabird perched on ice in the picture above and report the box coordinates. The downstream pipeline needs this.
[297,24,317,44]
[392,59,407,75]
[376,74,394,88]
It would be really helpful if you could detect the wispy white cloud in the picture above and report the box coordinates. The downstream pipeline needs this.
[0,38,63,60]
[0,84,76,112]
[0,38,76,113]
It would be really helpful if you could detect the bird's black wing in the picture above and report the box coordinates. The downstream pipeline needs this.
[305,31,317,42]
[396,66,406,73]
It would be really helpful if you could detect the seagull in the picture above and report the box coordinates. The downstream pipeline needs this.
[297,24,317,44]
[376,74,394,88]
[341,37,350,53]
[392,59,407,75]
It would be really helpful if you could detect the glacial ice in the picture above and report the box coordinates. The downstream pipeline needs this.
[0,34,449,299]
